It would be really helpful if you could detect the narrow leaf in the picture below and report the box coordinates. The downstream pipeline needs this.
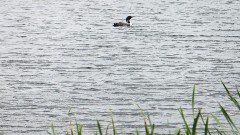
[76,121,82,135]
[215,128,224,135]
[192,109,201,135]
[192,84,196,116]
[204,116,209,135]
[200,114,211,135]
[147,113,152,126]
[144,118,150,135]
[97,120,103,135]
[111,112,117,135]
[105,124,110,135]
[237,88,240,98]
[222,81,240,111]
[174,128,181,135]
[211,113,226,135]
[179,108,191,135]
[50,123,56,135]
[150,124,155,135]
[137,104,146,118]
[136,128,139,135]
[219,103,240,133]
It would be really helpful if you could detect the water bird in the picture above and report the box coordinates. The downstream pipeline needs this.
[113,16,133,27]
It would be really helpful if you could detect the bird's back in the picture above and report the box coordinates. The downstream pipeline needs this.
[113,22,130,27]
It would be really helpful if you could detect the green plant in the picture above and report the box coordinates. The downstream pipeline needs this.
[178,82,239,135]
[48,82,239,135]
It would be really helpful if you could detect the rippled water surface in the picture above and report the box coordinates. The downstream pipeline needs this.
[0,0,240,134]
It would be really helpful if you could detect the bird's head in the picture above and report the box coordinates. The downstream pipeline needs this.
[126,16,133,23]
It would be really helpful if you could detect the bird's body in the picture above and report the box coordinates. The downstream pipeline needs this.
[113,16,133,27]
[113,22,132,27]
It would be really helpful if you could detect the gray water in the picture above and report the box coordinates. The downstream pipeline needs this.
[0,0,240,134]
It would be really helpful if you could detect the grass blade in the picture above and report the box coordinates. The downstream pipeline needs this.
[76,121,82,135]
[200,114,211,135]
[144,118,150,135]
[192,84,196,116]
[204,116,209,135]
[137,104,148,120]
[136,128,139,135]
[147,113,155,135]
[211,113,222,127]
[211,113,226,135]
[237,88,240,98]
[97,120,103,135]
[192,109,201,135]
[150,124,155,135]
[50,123,56,135]
[215,128,224,135]
[219,103,239,134]
[105,123,110,135]
[222,81,240,111]
[147,113,152,127]
[110,112,117,135]
[174,128,181,135]
[70,128,73,135]
[179,108,191,135]
[67,109,74,135]
[221,81,231,96]
[77,125,82,135]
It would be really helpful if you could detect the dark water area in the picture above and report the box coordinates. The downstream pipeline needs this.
[0,0,240,134]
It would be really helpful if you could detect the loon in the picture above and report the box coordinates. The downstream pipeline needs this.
[113,16,133,27]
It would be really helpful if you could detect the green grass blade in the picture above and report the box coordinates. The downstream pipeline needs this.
[174,128,181,135]
[144,118,150,135]
[147,113,155,135]
[75,121,82,135]
[147,113,152,127]
[221,81,231,95]
[200,114,211,135]
[80,125,83,135]
[136,128,139,135]
[67,109,74,135]
[215,128,224,135]
[105,124,110,135]
[179,108,191,135]
[204,116,209,135]
[97,120,103,135]
[137,104,147,118]
[192,109,201,135]
[50,123,56,135]
[211,113,222,127]
[222,81,240,111]
[211,113,226,135]
[192,84,196,116]
[150,124,155,135]
[237,88,240,98]
[110,112,117,135]
[219,103,240,134]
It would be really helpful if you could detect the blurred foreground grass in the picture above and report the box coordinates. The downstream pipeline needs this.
[48,82,239,135]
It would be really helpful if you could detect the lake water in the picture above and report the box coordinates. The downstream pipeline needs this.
[0,0,240,134]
